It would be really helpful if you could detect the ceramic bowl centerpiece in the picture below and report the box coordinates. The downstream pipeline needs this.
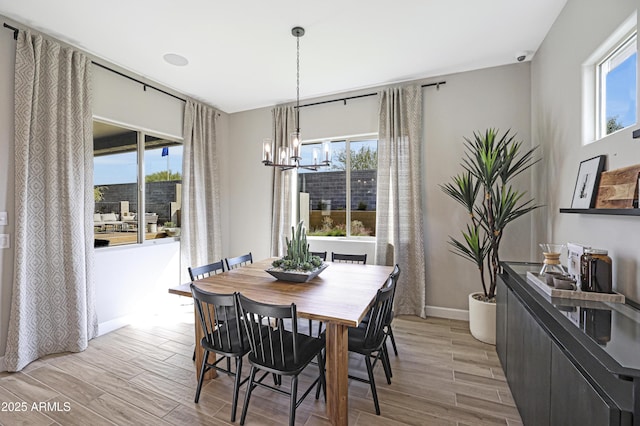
[267,221,327,283]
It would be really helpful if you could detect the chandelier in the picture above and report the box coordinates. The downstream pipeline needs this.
[261,27,331,171]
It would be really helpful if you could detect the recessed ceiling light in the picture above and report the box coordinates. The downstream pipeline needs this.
[163,53,189,66]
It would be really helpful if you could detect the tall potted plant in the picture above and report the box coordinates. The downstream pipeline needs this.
[441,129,540,344]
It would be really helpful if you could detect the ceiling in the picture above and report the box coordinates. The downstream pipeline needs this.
[0,0,567,114]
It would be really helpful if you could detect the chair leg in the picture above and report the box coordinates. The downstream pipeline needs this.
[230,356,243,422]
[289,375,298,426]
[387,324,398,356]
[364,355,380,415]
[194,350,208,403]
[315,352,326,401]
[240,366,257,426]
[380,345,392,384]
[273,373,281,386]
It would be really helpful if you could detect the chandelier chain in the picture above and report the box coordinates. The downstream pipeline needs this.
[296,32,300,131]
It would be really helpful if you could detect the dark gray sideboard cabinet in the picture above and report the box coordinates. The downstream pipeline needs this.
[500,279,551,425]
[550,342,620,425]
[497,263,637,426]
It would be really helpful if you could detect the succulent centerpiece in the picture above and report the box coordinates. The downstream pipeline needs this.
[267,221,327,282]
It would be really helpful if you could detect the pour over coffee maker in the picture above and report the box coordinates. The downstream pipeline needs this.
[539,243,567,276]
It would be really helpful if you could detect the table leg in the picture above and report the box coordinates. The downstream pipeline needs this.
[193,306,216,380]
[325,322,349,426]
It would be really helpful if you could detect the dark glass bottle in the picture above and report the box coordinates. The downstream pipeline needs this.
[580,249,612,293]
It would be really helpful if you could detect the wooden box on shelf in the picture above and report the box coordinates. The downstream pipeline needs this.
[595,164,640,209]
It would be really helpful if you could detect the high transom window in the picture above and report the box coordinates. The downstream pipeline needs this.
[597,31,637,138]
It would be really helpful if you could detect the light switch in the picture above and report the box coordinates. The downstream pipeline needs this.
[0,212,6,226]
[0,234,9,249]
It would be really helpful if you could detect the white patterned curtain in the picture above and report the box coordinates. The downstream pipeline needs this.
[270,106,296,257]
[376,84,427,317]
[181,99,222,271]
[6,30,97,371]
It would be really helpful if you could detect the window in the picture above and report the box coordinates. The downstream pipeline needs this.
[596,31,637,138]
[298,136,377,237]
[144,135,183,241]
[93,121,182,247]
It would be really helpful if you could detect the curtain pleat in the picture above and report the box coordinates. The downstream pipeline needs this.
[376,84,427,317]
[270,106,296,257]
[181,99,222,271]
[6,30,97,371]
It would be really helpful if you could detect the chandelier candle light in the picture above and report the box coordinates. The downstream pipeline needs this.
[262,26,331,171]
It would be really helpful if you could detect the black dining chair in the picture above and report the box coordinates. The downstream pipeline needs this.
[310,251,327,261]
[190,285,250,422]
[188,260,227,362]
[347,280,395,415]
[225,252,253,270]
[362,264,401,354]
[237,294,326,426]
[331,252,367,264]
[188,260,225,281]
[359,264,400,384]
[385,264,401,356]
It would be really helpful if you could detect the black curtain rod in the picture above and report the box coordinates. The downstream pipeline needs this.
[422,81,447,89]
[3,23,18,40]
[3,22,186,103]
[91,62,186,103]
[297,81,446,109]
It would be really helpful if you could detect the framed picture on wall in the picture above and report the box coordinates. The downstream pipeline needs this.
[570,155,606,208]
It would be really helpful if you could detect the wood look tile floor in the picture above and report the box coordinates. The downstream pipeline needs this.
[0,301,522,425]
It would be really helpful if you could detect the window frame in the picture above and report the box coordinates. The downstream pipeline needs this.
[93,118,183,247]
[298,133,378,239]
[595,30,637,139]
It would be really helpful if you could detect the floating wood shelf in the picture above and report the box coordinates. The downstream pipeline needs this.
[559,208,640,216]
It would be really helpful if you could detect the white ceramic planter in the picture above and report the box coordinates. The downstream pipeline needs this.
[468,292,496,345]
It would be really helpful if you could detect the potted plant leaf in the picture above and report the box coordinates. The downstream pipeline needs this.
[440,128,540,344]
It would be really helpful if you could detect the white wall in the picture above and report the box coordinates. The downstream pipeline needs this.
[226,108,273,261]
[92,65,184,140]
[425,64,533,312]
[531,0,640,300]
[307,238,376,263]
[227,64,533,314]
[95,240,181,335]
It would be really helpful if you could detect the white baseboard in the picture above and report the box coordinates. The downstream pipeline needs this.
[425,305,469,321]
[98,315,136,337]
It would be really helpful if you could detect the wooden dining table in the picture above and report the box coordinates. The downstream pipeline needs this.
[169,257,393,426]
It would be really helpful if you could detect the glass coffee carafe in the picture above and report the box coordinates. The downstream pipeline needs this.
[539,243,567,276]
